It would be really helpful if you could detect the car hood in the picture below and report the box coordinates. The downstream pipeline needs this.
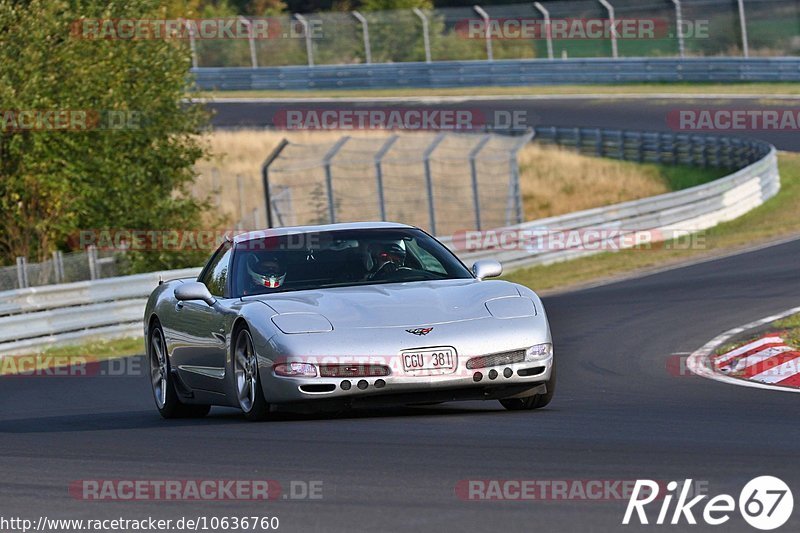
[250,279,522,329]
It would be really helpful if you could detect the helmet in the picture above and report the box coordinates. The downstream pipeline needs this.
[369,240,406,271]
[247,254,286,289]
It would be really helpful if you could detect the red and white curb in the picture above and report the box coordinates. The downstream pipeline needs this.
[687,306,800,393]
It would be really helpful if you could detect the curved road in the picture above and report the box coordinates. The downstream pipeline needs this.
[2,237,800,532]
[206,96,800,151]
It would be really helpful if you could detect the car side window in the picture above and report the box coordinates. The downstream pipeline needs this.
[200,242,233,297]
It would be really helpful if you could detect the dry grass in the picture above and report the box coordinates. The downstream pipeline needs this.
[194,129,675,228]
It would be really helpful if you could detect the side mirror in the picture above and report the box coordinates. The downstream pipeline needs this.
[174,282,216,306]
[472,259,503,280]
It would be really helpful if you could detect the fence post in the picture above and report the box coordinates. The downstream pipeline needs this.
[323,136,350,224]
[262,139,290,228]
[533,2,554,60]
[239,16,259,67]
[52,251,63,284]
[294,14,315,66]
[352,11,372,64]
[670,0,686,58]
[595,128,604,156]
[15,256,29,289]
[736,0,749,58]
[469,135,492,231]
[375,135,399,221]
[412,8,432,63]
[597,0,618,59]
[473,5,493,61]
[423,133,447,235]
[87,246,98,281]
[508,130,535,225]
[183,19,198,68]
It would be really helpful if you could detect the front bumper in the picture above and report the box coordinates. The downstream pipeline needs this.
[260,354,553,405]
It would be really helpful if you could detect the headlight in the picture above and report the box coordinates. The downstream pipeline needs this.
[525,343,552,361]
[273,362,317,377]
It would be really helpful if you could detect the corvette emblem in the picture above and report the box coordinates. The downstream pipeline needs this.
[406,327,434,336]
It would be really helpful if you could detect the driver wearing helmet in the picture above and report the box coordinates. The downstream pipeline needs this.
[366,240,407,280]
[247,253,286,290]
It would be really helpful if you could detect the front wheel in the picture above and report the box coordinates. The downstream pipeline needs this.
[233,327,270,421]
[499,361,556,411]
[148,322,210,419]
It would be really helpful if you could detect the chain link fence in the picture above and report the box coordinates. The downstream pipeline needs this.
[261,131,532,237]
[192,0,799,68]
[0,247,119,291]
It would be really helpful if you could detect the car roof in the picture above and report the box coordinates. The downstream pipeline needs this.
[232,222,416,244]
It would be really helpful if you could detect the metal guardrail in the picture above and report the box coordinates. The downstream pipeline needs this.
[0,268,201,354]
[0,129,779,355]
[192,57,800,91]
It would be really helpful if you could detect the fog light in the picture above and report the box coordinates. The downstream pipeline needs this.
[503,368,513,378]
[273,362,317,377]
[473,372,483,382]
[340,380,351,390]
[357,379,368,390]
[525,343,552,362]
[488,369,498,380]
[374,379,386,388]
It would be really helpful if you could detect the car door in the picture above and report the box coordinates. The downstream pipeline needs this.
[170,241,234,394]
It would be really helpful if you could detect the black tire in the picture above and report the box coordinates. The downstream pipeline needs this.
[499,361,556,411]
[232,326,271,421]
[148,321,211,419]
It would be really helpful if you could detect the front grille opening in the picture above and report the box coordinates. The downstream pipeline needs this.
[299,384,336,393]
[466,350,526,370]
[518,366,545,377]
[319,364,390,378]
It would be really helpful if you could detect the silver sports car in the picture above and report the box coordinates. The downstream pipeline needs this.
[144,222,554,420]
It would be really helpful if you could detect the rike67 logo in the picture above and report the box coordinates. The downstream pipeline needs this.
[623,477,793,530]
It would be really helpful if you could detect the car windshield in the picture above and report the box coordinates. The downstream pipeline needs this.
[231,228,472,297]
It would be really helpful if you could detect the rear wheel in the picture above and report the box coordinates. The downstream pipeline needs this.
[148,322,210,419]
[499,361,556,411]
[233,327,270,421]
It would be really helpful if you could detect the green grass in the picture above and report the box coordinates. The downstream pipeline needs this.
[196,82,800,100]
[0,336,144,375]
[774,314,800,349]
[659,165,732,190]
[504,152,800,293]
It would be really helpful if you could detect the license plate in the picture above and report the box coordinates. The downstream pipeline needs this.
[401,347,457,374]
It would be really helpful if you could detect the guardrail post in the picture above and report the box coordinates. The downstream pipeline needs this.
[87,246,98,281]
[412,8,432,63]
[469,135,492,231]
[669,0,686,58]
[239,16,259,67]
[595,128,604,156]
[618,130,625,159]
[352,11,372,64]
[15,257,29,289]
[508,130,535,225]
[294,14,315,66]
[598,0,618,59]
[323,136,350,224]
[423,133,447,235]
[183,19,198,69]
[574,127,582,151]
[262,139,289,228]
[473,5,493,61]
[533,2,554,60]
[374,135,399,221]
[736,0,749,58]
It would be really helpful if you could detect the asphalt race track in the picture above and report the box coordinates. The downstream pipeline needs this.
[206,96,800,151]
[2,237,800,532]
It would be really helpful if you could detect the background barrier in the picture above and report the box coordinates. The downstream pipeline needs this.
[192,57,800,91]
[0,128,779,354]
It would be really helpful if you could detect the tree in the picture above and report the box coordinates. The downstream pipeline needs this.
[0,0,211,270]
